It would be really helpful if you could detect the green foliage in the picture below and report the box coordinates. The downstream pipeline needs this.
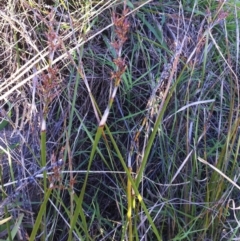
[0,0,239,240]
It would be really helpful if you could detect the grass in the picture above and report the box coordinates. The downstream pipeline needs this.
[0,0,239,240]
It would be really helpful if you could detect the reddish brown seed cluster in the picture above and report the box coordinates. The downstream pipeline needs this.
[38,66,61,115]
[111,57,127,84]
[34,8,63,116]
[111,8,130,85]
[46,10,61,52]
[48,151,64,189]
[111,8,130,51]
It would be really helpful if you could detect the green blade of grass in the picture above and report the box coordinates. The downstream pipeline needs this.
[29,188,52,241]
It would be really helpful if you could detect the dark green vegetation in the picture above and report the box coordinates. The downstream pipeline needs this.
[0,0,239,240]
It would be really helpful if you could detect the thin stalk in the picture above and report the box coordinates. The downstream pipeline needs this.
[29,188,52,241]
[105,124,162,241]
[127,167,133,241]
[40,116,47,241]
[66,68,81,241]
[135,40,184,187]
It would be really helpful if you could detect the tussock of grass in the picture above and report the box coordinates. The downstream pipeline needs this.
[0,0,239,240]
